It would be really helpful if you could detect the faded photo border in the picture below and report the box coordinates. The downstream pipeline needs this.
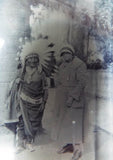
[0,0,113,160]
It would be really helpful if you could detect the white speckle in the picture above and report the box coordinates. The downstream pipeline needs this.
[72,121,76,124]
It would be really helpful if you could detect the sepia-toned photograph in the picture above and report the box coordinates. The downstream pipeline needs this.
[0,0,113,160]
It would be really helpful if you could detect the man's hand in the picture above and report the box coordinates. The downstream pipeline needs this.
[15,78,21,84]
[15,78,23,84]
[39,102,46,112]
[66,97,73,108]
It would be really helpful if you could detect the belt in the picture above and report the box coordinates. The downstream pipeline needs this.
[20,92,43,105]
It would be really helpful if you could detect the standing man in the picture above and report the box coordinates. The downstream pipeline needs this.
[6,40,50,153]
[54,44,87,159]
[16,53,48,152]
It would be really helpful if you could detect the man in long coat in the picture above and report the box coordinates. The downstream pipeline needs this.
[53,44,87,158]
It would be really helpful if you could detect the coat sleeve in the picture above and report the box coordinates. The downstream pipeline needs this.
[69,62,88,101]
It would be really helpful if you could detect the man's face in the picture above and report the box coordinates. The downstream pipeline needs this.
[26,57,39,68]
[62,52,73,63]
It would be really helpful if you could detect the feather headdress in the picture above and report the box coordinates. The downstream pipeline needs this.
[20,39,55,68]
[18,38,57,76]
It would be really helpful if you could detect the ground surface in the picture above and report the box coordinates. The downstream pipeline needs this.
[0,70,113,160]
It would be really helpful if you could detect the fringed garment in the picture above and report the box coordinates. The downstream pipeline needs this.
[6,69,48,139]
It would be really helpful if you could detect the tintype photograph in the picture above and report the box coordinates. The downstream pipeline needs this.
[0,0,113,160]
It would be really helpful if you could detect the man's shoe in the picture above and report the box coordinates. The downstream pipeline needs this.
[57,143,74,154]
[15,139,26,154]
[15,145,25,154]
[72,151,82,160]
[26,143,35,152]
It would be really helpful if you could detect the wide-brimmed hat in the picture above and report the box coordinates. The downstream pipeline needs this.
[60,44,75,57]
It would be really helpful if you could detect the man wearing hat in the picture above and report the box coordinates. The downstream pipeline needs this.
[54,44,87,158]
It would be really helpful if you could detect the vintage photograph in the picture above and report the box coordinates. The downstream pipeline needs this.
[0,0,113,160]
